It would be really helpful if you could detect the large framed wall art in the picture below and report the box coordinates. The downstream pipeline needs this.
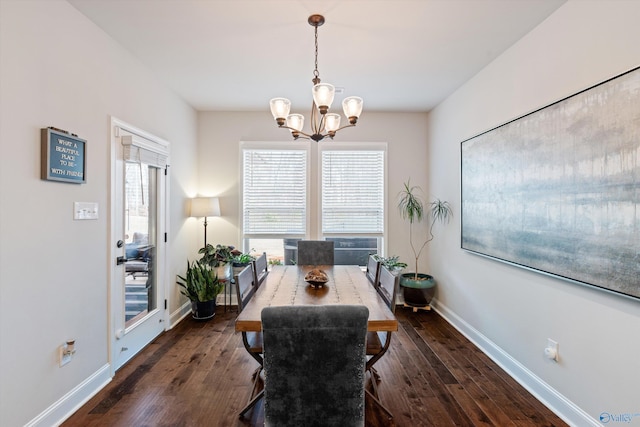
[461,66,640,300]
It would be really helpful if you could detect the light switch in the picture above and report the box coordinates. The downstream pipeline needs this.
[74,202,99,220]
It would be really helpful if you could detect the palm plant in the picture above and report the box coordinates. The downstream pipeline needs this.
[398,179,453,280]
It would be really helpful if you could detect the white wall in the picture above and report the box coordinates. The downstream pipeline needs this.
[0,1,198,426]
[3,0,637,425]
[197,110,431,266]
[428,1,640,425]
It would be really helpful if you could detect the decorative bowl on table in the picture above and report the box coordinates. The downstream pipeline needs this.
[305,268,329,288]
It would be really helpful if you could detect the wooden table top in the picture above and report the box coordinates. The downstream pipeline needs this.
[235,265,398,333]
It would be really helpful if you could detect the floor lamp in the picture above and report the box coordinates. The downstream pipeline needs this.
[190,197,220,247]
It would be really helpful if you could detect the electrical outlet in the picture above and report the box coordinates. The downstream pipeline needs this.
[545,338,559,362]
[59,344,72,367]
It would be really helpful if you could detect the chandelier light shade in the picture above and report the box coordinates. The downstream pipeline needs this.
[269,14,363,142]
[312,83,335,113]
[269,98,291,127]
[343,97,364,122]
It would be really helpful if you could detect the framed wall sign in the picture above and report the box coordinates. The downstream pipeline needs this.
[41,127,86,184]
[461,66,640,301]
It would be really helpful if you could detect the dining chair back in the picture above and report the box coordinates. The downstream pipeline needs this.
[296,240,334,265]
[261,304,368,427]
[365,254,381,287]
[252,251,268,287]
[235,264,256,312]
[235,264,265,418]
[235,265,263,366]
[364,264,398,421]
[377,265,398,313]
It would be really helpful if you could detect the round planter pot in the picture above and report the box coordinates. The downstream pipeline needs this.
[399,273,436,307]
[232,263,250,277]
[216,263,232,281]
[191,299,216,320]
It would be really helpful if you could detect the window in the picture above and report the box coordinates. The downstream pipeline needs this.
[242,148,307,235]
[320,146,385,265]
[241,142,386,265]
[321,149,384,234]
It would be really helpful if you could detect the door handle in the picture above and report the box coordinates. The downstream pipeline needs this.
[116,256,128,265]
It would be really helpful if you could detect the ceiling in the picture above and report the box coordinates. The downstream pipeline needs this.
[68,0,566,113]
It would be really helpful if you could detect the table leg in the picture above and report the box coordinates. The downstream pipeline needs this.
[365,389,394,421]
[239,389,263,418]
[230,278,235,313]
[239,367,264,418]
[366,370,394,421]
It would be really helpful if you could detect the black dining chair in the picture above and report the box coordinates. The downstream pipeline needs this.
[235,265,264,417]
[365,264,397,421]
[296,240,334,265]
[365,254,381,286]
[261,304,369,427]
[252,251,268,287]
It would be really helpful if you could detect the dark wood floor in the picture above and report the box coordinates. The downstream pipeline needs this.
[63,307,568,427]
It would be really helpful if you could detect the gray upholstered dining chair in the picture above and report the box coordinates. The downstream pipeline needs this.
[261,304,369,427]
[235,265,264,417]
[296,240,334,265]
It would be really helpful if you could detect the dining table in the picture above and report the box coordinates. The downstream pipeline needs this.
[234,264,398,333]
[235,264,398,421]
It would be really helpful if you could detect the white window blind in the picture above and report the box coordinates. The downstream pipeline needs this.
[321,150,384,234]
[121,135,168,168]
[243,149,307,235]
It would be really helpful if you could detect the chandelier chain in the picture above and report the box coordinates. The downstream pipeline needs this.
[313,25,319,79]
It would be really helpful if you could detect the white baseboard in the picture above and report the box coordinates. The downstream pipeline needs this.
[26,364,111,427]
[172,297,235,328]
[433,300,599,427]
[28,304,192,426]
[169,301,193,328]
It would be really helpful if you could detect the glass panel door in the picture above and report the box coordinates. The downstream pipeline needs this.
[111,124,167,372]
[124,162,157,326]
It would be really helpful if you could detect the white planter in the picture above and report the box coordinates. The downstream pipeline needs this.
[216,263,231,281]
[232,263,251,277]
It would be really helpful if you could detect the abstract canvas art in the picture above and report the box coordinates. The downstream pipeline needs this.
[461,66,640,300]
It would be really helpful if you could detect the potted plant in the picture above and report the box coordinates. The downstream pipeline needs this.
[268,258,283,266]
[373,254,407,275]
[177,260,224,320]
[232,251,255,276]
[397,179,452,307]
[198,243,236,281]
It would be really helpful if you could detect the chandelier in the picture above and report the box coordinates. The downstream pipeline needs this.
[269,14,363,142]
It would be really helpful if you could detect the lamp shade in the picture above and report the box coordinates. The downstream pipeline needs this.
[190,197,220,218]
[270,98,291,120]
[324,113,341,132]
[286,114,304,132]
[342,96,363,119]
[312,83,335,109]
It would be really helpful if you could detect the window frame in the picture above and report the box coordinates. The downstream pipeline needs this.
[317,141,387,239]
[240,141,311,241]
[239,140,387,261]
